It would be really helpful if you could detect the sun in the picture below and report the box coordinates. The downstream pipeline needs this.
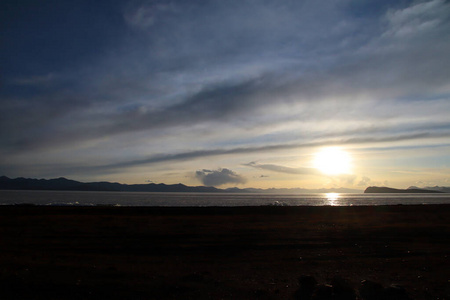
[313,147,352,175]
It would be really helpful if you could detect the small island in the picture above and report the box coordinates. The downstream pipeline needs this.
[364,186,444,193]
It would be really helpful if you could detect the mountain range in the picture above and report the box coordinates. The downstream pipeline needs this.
[364,186,447,193]
[2,176,448,194]
[0,176,362,193]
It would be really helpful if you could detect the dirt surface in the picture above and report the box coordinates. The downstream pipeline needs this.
[0,205,449,299]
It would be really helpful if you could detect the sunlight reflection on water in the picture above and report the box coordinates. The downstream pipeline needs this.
[1,190,450,206]
[325,193,339,206]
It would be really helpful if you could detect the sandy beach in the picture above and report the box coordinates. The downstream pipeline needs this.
[0,205,449,299]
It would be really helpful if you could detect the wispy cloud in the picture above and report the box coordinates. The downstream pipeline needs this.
[10,73,57,86]
[244,162,320,176]
[22,131,445,177]
[383,0,449,39]
[124,2,177,29]
[358,176,372,187]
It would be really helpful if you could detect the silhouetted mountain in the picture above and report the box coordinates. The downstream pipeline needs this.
[0,176,222,193]
[364,186,444,193]
[0,176,363,193]
[422,186,450,193]
[0,176,84,190]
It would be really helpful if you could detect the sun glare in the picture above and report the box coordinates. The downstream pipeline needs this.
[325,193,339,205]
[314,147,351,175]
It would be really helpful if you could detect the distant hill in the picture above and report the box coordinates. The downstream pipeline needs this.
[0,176,221,193]
[364,186,445,193]
[0,176,362,193]
[422,186,450,193]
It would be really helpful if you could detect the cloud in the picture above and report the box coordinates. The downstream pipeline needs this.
[358,176,372,187]
[195,168,246,186]
[102,132,444,169]
[356,176,389,188]
[383,0,449,39]
[3,0,450,156]
[245,161,356,184]
[337,174,357,185]
[0,75,276,153]
[4,65,449,155]
[244,162,320,176]
[10,73,57,86]
[11,131,444,177]
[124,1,177,29]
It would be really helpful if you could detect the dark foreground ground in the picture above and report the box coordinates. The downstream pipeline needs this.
[0,205,449,299]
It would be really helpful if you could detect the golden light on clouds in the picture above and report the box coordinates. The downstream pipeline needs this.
[314,147,352,175]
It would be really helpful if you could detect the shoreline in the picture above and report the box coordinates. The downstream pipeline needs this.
[1,203,450,214]
[2,202,450,208]
[1,204,449,299]
[2,189,450,208]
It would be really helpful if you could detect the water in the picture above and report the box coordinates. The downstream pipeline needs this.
[1,190,450,206]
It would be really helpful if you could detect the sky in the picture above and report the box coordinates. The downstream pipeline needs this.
[1,0,449,189]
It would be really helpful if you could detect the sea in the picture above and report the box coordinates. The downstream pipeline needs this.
[1,190,450,207]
